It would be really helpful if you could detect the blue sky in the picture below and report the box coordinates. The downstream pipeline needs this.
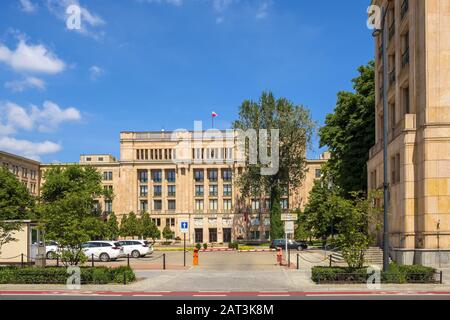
[0,0,374,163]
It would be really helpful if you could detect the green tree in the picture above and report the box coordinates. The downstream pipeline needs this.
[38,165,111,266]
[162,225,175,241]
[319,61,375,196]
[233,91,315,239]
[106,212,120,240]
[120,212,140,239]
[0,167,35,254]
[140,213,160,243]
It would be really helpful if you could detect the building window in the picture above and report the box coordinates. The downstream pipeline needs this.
[209,185,218,197]
[168,185,176,197]
[209,199,218,211]
[139,185,148,197]
[208,169,218,182]
[223,199,232,211]
[195,185,204,197]
[166,218,175,227]
[154,185,162,197]
[103,171,113,181]
[168,200,176,211]
[86,157,92,162]
[195,200,204,211]
[140,200,148,212]
[152,218,161,227]
[402,86,410,115]
[401,31,409,68]
[391,153,401,184]
[280,199,289,211]
[138,170,148,183]
[104,200,113,213]
[222,169,232,181]
[153,200,162,211]
[22,168,28,178]
[252,200,260,211]
[389,102,396,132]
[166,170,176,183]
[152,170,162,183]
[104,185,113,193]
[223,184,232,197]
[315,169,322,179]
[194,170,204,182]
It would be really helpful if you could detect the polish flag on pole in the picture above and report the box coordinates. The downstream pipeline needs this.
[211,112,218,128]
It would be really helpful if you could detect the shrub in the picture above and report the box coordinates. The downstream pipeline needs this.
[195,243,201,250]
[228,242,239,250]
[203,243,208,250]
[0,266,136,285]
[312,263,437,284]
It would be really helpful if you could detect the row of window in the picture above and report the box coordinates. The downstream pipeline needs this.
[138,170,175,183]
[139,185,177,197]
[137,149,175,161]
[3,163,37,180]
[194,169,232,182]
[192,148,234,161]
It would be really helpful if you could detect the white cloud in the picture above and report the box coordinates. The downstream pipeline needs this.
[0,100,81,134]
[89,65,105,80]
[19,0,37,13]
[255,0,271,19]
[31,101,81,132]
[5,76,46,92]
[138,0,183,6]
[0,39,66,74]
[46,0,105,39]
[0,100,81,160]
[0,137,61,161]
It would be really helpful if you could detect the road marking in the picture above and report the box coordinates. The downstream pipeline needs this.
[193,295,227,297]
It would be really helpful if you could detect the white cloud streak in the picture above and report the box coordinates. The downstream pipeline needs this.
[5,76,46,92]
[0,101,81,160]
[0,39,66,74]
[19,0,37,13]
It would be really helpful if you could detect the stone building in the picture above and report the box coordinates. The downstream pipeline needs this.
[41,130,328,244]
[368,0,450,266]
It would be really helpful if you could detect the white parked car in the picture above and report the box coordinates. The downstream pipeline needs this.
[45,241,59,259]
[82,241,124,262]
[118,240,153,258]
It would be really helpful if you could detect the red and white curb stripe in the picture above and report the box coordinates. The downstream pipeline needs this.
[2,291,449,297]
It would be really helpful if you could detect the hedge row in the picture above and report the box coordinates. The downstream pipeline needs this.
[0,266,136,285]
[312,264,438,284]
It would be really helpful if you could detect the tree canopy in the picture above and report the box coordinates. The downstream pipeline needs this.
[319,61,375,196]
[0,167,35,254]
[233,91,315,239]
[38,165,112,265]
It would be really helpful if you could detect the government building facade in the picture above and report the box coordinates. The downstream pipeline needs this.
[36,130,328,244]
[368,0,450,266]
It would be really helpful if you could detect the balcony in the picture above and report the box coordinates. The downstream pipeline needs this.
[401,0,409,20]
[402,49,409,68]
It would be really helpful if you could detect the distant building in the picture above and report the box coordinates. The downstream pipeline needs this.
[40,130,328,244]
[368,0,450,266]
[0,151,40,196]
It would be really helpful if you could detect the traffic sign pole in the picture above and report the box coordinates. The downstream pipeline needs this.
[183,233,186,267]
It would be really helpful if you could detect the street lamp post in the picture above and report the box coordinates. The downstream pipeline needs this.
[372,4,390,272]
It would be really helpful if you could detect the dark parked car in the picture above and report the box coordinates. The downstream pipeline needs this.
[270,239,308,251]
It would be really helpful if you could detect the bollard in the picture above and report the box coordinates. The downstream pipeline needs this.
[21,254,24,268]
[276,248,282,265]
[92,254,95,268]
[127,254,130,268]
[163,253,166,270]
[440,271,443,284]
[329,254,332,267]
[123,272,127,285]
[193,249,199,266]
[297,254,300,270]
[56,256,59,268]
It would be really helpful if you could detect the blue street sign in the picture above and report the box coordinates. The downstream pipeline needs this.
[180,221,189,233]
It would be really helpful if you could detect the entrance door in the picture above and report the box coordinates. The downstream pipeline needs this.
[195,229,203,243]
[209,228,218,243]
[223,228,232,243]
